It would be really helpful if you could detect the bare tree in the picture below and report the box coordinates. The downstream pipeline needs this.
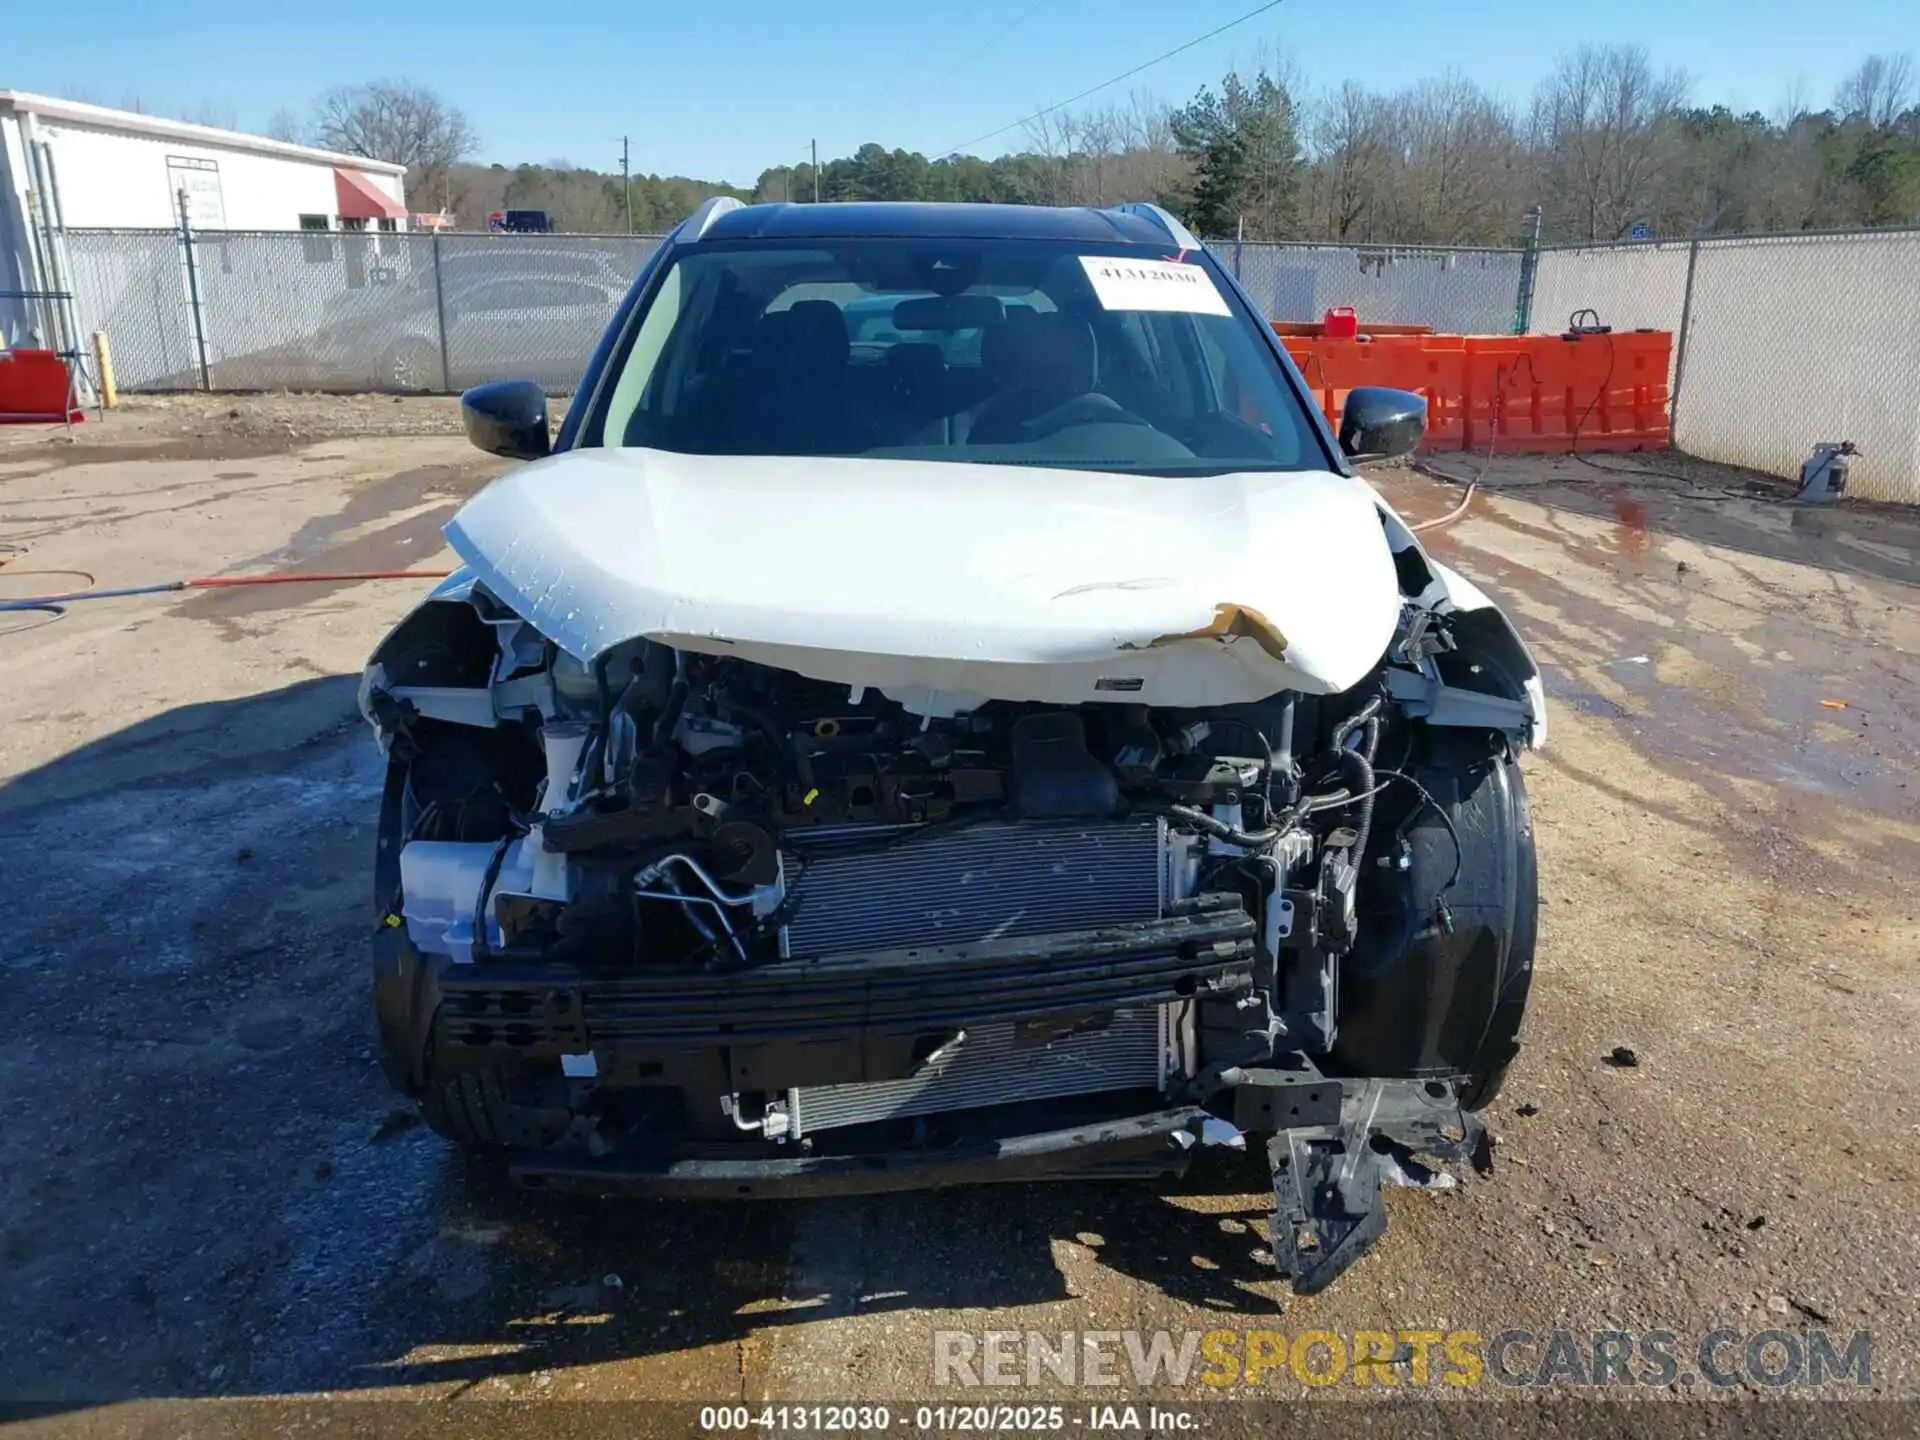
[1020,109,1080,206]
[1532,44,1689,241]
[1398,75,1526,243]
[265,109,306,143]
[1074,104,1127,206]
[312,80,477,209]
[1834,54,1916,128]
[1112,90,1188,205]
[1772,75,1813,129]
[1310,81,1390,240]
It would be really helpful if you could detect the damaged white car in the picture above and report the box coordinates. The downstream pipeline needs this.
[361,199,1542,1293]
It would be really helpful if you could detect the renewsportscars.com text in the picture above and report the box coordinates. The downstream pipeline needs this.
[932,1327,1872,1390]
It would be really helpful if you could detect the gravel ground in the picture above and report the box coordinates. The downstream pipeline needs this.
[1,405,1916,1432]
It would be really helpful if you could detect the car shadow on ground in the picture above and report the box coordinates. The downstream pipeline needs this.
[346,1152,1283,1394]
[0,677,1285,1408]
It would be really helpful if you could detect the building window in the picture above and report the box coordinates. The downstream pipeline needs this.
[298,214,333,263]
[339,217,368,232]
[377,218,398,232]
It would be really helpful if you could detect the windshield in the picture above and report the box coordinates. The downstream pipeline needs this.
[582,238,1325,474]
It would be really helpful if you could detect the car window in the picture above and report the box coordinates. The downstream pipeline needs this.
[589,238,1321,476]
[457,278,610,312]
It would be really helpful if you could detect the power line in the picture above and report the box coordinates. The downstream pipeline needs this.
[937,0,1288,157]
[947,0,1059,78]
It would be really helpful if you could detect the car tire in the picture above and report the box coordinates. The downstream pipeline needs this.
[381,338,439,393]
[419,1064,573,1150]
[1458,753,1536,1112]
[1332,731,1537,1108]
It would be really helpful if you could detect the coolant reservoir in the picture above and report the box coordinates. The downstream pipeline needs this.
[399,841,493,963]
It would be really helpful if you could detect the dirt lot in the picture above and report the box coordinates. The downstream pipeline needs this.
[2,396,1918,1430]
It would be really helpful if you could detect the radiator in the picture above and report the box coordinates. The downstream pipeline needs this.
[788,1008,1164,1137]
[779,818,1167,959]
[774,818,1174,1134]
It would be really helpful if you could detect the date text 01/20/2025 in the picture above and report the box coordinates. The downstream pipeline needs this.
[699,1405,1200,1431]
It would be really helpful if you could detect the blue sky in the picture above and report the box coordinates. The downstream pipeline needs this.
[11,0,1917,185]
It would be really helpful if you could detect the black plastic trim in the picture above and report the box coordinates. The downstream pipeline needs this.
[435,900,1256,1053]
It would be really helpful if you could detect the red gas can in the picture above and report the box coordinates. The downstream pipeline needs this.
[1322,306,1359,339]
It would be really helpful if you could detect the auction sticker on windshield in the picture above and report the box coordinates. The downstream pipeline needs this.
[1079,255,1230,316]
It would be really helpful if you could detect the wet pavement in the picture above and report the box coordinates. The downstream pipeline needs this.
[1,412,1917,1424]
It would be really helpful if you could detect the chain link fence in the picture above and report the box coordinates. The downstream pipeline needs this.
[1677,231,1920,503]
[1532,229,1920,502]
[62,228,664,394]
[62,230,203,390]
[1528,242,1692,339]
[1224,241,1525,335]
[50,220,1920,504]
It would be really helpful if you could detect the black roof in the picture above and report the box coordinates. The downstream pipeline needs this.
[699,202,1180,246]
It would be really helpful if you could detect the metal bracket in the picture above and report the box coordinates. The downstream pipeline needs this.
[1265,1078,1484,1294]
[1385,664,1530,732]
[1230,1062,1342,1132]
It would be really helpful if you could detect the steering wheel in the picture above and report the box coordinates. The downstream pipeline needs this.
[1014,391,1153,440]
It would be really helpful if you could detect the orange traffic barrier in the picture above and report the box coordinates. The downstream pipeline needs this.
[1464,331,1670,452]
[0,350,83,425]
[1276,325,1669,454]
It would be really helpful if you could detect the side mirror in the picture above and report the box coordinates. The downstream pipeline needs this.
[461,379,551,461]
[1339,386,1425,463]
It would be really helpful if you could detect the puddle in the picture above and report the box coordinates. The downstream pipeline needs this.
[1552,687,1630,719]
[1380,473,1920,867]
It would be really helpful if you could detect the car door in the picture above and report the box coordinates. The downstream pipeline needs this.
[444,277,538,387]
[447,276,617,389]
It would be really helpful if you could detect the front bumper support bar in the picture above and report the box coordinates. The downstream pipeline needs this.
[436,896,1257,1053]
[509,1106,1202,1198]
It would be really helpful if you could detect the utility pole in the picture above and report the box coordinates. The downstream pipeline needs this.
[811,138,819,203]
[620,136,633,233]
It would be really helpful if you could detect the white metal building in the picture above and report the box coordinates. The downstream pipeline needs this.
[0,90,406,351]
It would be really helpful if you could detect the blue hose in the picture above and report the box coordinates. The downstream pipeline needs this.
[0,580,186,613]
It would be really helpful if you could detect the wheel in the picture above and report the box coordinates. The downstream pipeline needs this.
[1332,730,1537,1104]
[381,338,439,392]
[419,1063,574,1149]
[1460,752,1536,1111]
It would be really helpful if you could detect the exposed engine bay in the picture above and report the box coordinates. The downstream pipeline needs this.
[363,506,1542,1294]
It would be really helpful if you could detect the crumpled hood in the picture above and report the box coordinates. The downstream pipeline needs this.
[443,447,1405,714]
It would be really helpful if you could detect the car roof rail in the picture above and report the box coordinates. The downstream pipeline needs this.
[1105,202,1204,253]
[684,195,746,239]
